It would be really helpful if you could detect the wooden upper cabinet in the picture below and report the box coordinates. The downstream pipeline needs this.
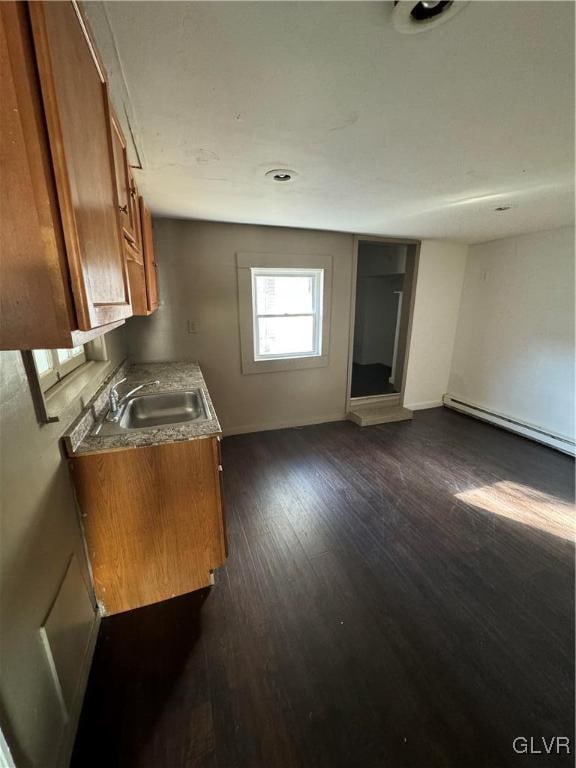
[108,104,159,318]
[130,169,142,252]
[110,111,136,244]
[28,1,132,331]
[0,1,168,349]
[0,2,76,349]
[140,198,160,313]
[124,240,148,316]
[124,198,158,317]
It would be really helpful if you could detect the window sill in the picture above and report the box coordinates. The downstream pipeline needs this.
[44,360,114,420]
[241,354,329,375]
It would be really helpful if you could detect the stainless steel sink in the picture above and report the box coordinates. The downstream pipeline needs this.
[93,389,209,436]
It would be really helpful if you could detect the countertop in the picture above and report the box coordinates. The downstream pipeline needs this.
[65,362,221,456]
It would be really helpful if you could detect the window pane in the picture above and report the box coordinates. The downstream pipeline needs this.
[257,316,315,357]
[255,275,314,316]
[56,346,84,363]
[32,350,53,375]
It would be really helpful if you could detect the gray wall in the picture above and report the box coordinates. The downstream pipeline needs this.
[354,274,403,367]
[126,220,355,434]
[356,243,406,277]
[127,220,469,427]
[0,326,127,767]
[353,243,406,367]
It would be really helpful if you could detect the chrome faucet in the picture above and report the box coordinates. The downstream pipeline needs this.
[106,378,160,421]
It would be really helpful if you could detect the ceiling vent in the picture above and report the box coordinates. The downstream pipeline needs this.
[265,169,297,183]
[392,0,469,34]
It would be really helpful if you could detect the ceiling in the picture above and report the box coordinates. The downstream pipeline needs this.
[91,1,574,243]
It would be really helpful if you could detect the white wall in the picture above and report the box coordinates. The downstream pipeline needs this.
[448,227,575,440]
[403,241,468,410]
[127,220,354,434]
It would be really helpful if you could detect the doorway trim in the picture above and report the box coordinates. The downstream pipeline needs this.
[346,235,421,413]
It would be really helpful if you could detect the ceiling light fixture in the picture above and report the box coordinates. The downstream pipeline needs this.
[265,168,297,182]
[392,0,469,34]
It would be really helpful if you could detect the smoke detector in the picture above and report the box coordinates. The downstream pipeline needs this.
[392,1,469,34]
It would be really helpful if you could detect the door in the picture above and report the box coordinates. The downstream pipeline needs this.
[29,1,132,330]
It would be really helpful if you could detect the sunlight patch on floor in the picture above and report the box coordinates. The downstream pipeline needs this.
[455,481,575,542]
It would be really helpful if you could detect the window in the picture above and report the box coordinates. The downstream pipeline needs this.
[251,268,324,360]
[32,346,86,391]
[23,336,113,423]
[237,252,332,375]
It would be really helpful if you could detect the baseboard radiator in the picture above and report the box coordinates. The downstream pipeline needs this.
[443,395,575,456]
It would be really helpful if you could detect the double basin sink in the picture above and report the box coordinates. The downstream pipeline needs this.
[94,389,209,436]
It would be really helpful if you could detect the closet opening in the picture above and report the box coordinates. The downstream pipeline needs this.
[348,238,419,405]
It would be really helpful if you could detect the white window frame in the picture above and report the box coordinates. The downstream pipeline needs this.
[32,346,87,392]
[251,267,324,361]
[237,252,332,375]
[23,336,116,424]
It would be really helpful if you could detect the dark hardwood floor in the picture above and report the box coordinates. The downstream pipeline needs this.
[71,408,575,768]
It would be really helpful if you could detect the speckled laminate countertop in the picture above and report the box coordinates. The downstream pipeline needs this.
[64,362,221,456]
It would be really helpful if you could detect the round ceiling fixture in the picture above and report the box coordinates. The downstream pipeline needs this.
[392,0,469,34]
[265,168,297,183]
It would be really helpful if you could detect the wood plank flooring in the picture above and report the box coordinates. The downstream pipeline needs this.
[71,408,575,768]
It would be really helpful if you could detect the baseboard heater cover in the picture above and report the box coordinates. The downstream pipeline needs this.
[443,395,575,456]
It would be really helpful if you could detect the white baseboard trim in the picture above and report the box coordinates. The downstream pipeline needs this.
[57,610,101,768]
[403,400,443,411]
[443,394,576,456]
[223,413,346,437]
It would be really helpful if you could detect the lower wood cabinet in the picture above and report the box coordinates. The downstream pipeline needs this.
[69,436,227,615]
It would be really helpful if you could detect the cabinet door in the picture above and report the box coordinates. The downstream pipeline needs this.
[110,110,135,244]
[29,1,132,330]
[130,169,142,252]
[0,2,76,349]
[140,198,159,312]
[124,240,148,316]
[71,438,227,615]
